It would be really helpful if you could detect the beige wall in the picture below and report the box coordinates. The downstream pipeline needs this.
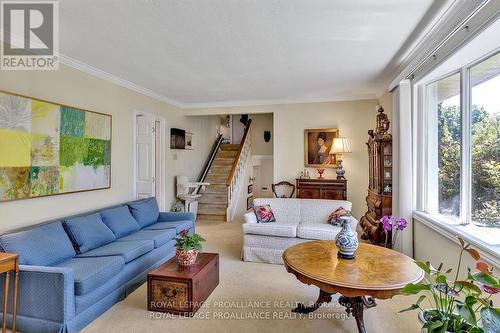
[249,113,273,156]
[0,64,218,233]
[187,99,382,219]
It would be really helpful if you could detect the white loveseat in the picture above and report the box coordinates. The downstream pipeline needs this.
[243,198,358,264]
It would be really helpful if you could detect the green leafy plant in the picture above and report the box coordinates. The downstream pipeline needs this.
[400,237,500,333]
[174,230,205,252]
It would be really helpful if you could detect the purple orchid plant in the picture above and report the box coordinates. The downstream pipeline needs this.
[380,215,408,248]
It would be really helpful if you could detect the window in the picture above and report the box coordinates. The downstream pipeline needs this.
[423,52,500,230]
[470,53,500,228]
[427,73,461,219]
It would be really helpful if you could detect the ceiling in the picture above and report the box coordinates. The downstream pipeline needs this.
[58,0,437,108]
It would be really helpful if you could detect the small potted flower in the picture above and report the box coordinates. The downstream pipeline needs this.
[174,230,206,266]
[380,215,408,248]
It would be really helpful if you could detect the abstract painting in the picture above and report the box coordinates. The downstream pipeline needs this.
[0,91,111,202]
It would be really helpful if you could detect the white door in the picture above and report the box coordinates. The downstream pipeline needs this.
[135,114,155,199]
[252,165,261,198]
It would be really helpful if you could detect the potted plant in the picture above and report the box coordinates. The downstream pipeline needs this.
[380,215,408,248]
[400,237,500,333]
[174,230,206,266]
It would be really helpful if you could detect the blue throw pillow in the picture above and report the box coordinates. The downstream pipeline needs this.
[0,222,76,266]
[100,206,140,238]
[64,213,116,253]
[128,198,160,228]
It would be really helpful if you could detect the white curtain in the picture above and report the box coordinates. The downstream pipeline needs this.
[392,80,414,256]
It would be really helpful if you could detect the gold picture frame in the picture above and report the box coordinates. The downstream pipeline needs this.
[304,128,339,168]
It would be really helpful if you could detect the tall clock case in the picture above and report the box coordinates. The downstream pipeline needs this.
[359,134,393,246]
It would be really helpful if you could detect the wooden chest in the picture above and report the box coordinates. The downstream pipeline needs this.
[296,178,347,200]
[147,253,219,315]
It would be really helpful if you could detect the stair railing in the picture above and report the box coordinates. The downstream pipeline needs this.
[226,119,252,221]
[194,134,223,194]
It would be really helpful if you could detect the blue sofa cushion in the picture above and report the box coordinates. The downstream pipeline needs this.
[116,229,176,248]
[144,220,194,233]
[55,256,125,295]
[0,222,75,265]
[64,213,116,253]
[76,240,154,263]
[100,206,140,238]
[127,198,159,228]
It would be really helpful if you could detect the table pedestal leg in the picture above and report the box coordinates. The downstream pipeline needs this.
[339,296,377,333]
[291,290,332,313]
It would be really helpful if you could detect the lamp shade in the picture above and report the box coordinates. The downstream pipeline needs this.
[329,137,351,154]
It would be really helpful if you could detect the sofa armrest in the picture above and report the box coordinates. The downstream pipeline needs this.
[158,211,195,223]
[0,265,75,323]
[244,212,257,224]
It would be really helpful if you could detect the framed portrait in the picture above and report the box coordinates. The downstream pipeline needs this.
[246,196,253,210]
[247,184,253,194]
[185,132,193,150]
[304,128,339,168]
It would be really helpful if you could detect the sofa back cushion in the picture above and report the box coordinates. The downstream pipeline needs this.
[300,199,352,224]
[0,222,76,266]
[64,213,116,253]
[127,198,160,228]
[252,198,301,224]
[100,206,140,238]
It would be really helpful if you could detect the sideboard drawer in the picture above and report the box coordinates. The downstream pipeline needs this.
[296,178,347,200]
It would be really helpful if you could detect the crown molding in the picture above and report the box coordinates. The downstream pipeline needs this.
[388,0,500,90]
[183,93,378,113]
[58,54,185,108]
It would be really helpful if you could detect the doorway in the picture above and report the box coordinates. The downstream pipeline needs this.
[134,112,166,210]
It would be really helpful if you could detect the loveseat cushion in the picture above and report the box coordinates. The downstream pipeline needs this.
[127,198,160,228]
[144,220,193,233]
[0,222,76,265]
[253,204,276,223]
[253,198,301,223]
[56,256,125,295]
[299,199,352,224]
[116,229,176,248]
[64,213,116,253]
[297,223,341,240]
[243,222,298,238]
[100,206,140,238]
[76,240,154,263]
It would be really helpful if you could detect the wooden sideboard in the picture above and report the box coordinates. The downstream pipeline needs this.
[296,178,347,200]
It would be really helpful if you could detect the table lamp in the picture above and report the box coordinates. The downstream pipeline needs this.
[329,137,351,179]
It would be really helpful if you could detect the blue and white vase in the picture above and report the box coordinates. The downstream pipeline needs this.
[335,216,359,259]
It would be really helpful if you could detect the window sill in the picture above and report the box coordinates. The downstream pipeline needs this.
[413,211,500,268]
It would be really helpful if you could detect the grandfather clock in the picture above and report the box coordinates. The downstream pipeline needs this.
[359,106,393,247]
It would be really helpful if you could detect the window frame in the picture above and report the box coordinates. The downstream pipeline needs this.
[414,48,500,263]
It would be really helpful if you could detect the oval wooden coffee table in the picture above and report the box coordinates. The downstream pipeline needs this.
[283,241,423,333]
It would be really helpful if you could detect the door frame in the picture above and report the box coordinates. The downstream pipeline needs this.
[133,110,166,211]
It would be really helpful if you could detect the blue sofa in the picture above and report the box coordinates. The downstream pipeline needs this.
[0,197,195,333]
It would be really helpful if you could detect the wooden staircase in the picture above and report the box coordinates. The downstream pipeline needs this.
[197,144,239,221]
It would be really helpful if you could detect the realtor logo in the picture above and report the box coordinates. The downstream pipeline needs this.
[1,1,59,70]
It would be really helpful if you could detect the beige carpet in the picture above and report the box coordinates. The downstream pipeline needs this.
[82,219,422,333]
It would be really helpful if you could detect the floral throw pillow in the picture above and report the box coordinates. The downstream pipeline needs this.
[327,207,351,226]
[253,204,276,223]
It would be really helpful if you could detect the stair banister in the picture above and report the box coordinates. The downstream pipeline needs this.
[195,134,223,194]
[225,119,252,221]
[226,119,252,187]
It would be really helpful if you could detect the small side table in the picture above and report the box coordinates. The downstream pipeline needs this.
[0,253,19,333]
